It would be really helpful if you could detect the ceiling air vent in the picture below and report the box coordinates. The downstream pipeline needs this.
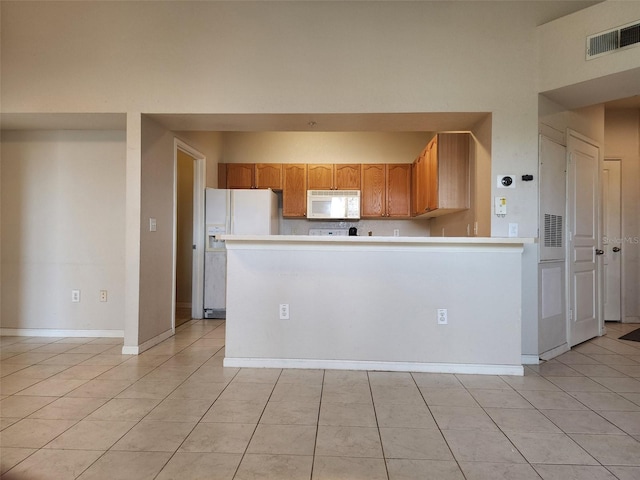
[587,20,640,60]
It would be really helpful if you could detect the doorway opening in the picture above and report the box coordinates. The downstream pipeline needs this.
[173,139,206,330]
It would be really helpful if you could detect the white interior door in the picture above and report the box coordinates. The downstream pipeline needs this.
[602,159,622,321]
[567,131,601,347]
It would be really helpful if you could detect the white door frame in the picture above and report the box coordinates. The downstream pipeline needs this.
[566,129,603,347]
[172,138,206,330]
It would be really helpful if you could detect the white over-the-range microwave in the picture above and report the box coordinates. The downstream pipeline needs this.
[306,190,361,220]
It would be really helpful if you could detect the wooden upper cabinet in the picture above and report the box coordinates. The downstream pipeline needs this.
[255,163,282,190]
[362,163,412,218]
[427,139,439,212]
[308,164,361,190]
[282,164,308,218]
[361,164,385,217]
[413,133,470,217]
[221,163,283,190]
[412,152,427,214]
[307,164,334,190]
[334,164,361,189]
[386,164,411,217]
[226,163,255,189]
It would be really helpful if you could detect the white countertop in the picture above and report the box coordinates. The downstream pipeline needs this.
[222,235,536,246]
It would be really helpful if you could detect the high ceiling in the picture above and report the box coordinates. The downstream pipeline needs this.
[3,0,634,133]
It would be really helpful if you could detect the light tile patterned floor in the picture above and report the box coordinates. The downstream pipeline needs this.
[1,321,640,479]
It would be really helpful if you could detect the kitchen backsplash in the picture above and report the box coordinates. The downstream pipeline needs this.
[280,215,431,237]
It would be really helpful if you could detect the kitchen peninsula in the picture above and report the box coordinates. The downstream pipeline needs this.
[223,235,533,376]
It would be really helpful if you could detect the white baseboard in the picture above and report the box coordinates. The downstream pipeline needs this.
[223,357,524,376]
[121,328,174,355]
[539,343,570,361]
[624,316,640,323]
[0,328,124,338]
[521,355,540,365]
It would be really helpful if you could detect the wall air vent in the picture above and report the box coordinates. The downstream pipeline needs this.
[587,20,640,60]
[544,213,563,248]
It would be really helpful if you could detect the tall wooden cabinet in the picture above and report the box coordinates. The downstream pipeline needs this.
[413,133,469,217]
[361,164,411,218]
[282,164,307,217]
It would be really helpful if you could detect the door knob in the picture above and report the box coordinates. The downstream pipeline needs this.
[612,246,621,252]
[595,249,605,255]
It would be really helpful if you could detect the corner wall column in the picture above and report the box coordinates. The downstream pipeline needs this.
[123,112,142,354]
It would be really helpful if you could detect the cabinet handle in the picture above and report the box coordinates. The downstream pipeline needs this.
[595,249,604,255]
[613,247,621,253]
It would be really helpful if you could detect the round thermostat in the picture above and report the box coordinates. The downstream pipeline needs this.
[501,176,513,187]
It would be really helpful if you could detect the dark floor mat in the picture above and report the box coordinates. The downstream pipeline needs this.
[619,327,640,342]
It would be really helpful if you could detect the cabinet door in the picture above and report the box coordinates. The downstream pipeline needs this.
[255,163,282,190]
[427,139,439,211]
[226,163,255,189]
[307,164,334,190]
[414,152,429,214]
[437,133,470,210]
[386,164,411,218]
[361,164,386,217]
[283,164,308,217]
[411,159,419,216]
[335,164,361,190]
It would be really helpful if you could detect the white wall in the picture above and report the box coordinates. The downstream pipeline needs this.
[604,108,640,321]
[1,130,126,333]
[138,116,176,345]
[221,132,431,165]
[225,238,523,373]
[538,1,640,100]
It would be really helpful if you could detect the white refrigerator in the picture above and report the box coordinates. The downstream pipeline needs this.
[204,188,279,318]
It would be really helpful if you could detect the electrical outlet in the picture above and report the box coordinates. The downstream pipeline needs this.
[71,289,81,303]
[100,290,108,302]
[279,304,290,320]
[437,308,448,325]
[393,229,400,237]
[508,223,518,237]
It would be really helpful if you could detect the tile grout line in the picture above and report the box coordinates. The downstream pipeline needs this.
[367,371,391,480]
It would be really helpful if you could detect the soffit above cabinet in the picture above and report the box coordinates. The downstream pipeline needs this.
[147,112,489,132]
